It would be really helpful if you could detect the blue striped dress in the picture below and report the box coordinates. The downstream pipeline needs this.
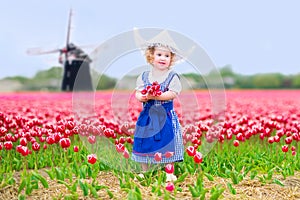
[131,70,184,164]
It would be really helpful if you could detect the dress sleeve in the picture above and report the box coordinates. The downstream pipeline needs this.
[168,74,182,95]
[135,73,144,91]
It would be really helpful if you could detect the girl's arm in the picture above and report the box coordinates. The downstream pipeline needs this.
[135,90,148,102]
[147,90,178,101]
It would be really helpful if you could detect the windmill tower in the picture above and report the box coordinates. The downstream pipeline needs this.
[27,9,93,91]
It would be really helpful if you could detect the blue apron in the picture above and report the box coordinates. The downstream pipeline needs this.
[133,71,179,156]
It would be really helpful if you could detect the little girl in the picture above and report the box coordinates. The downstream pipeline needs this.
[132,42,184,180]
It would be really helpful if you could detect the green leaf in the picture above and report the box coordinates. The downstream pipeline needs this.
[174,172,188,184]
[127,186,143,200]
[94,184,108,191]
[156,188,162,196]
[200,189,209,200]
[18,179,26,193]
[55,167,65,181]
[45,169,55,180]
[187,164,194,174]
[79,180,89,196]
[135,174,144,182]
[32,171,49,188]
[196,173,204,192]
[18,194,26,200]
[224,169,231,177]
[7,176,16,185]
[250,170,257,180]
[210,185,225,200]
[267,169,273,180]
[151,185,156,193]
[106,189,114,198]
[71,180,78,192]
[188,185,200,197]
[31,180,39,189]
[227,182,236,195]
[129,172,135,179]
[230,171,239,184]
[88,184,99,198]
[258,175,266,184]
[57,180,72,191]
[273,179,284,187]
[79,165,87,179]
[204,172,214,181]
[135,185,142,196]
[25,184,33,195]
[87,165,93,177]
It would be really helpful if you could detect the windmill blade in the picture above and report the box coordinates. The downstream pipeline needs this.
[26,47,61,56]
[65,8,73,61]
[66,9,72,48]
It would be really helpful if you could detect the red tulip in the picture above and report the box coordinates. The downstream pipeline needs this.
[116,143,125,153]
[88,135,96,144]
[17,145,29,156]
[126,137,133,144]
[268,137,274,144]
[73,146,79,152]
[119,137,126,144]
[236,133,244,141]
[165,182,175,192]
[66,121,75,130]
[165,151,174,158]
[39,136,46,143]
[154,152,162,161]
[282,145,288,153]
[274,135,280,143]
[21,146,29,156]
[46,135,55,145]
[285,136,293,145]
[233,140,239,147]
[4,141,13,150]
[87,154,97,164]
[59,138,71,149]
[123,149,130,159]
[5,133,12,141]
[142,82,162,96]
[165,164,174,174]
[32,142,40,151]
[19,137,27,146]
[186,146,196,156]
[291,146,296,151]
[193,152,203,164]
[141,89,147,95]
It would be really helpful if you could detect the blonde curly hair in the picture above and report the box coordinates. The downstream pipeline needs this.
[145,46,176,67]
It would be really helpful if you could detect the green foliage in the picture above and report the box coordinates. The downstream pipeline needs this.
[96,74,117,90]
[291,73,300,88]
[252,73,284,89]
[2,65,300,91]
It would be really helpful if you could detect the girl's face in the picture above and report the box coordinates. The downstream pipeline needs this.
[152,47,172,70]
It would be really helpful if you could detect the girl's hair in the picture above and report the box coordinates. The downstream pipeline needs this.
[145,46,176,67]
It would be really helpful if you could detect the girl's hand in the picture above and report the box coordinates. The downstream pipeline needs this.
[146,93,156,100]
[140,94,148,102]
[136,90,148,102]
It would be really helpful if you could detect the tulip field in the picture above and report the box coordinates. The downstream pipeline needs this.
[1,90,300,199]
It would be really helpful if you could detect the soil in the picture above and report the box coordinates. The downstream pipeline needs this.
[1,170,300,200]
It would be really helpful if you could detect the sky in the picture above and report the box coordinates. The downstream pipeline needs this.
[1,0,300,79]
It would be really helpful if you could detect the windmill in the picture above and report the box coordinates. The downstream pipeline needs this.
[27,9,93,91]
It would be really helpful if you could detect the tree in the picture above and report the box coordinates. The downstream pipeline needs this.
[291,73,300,88]
[252,73,284,89]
